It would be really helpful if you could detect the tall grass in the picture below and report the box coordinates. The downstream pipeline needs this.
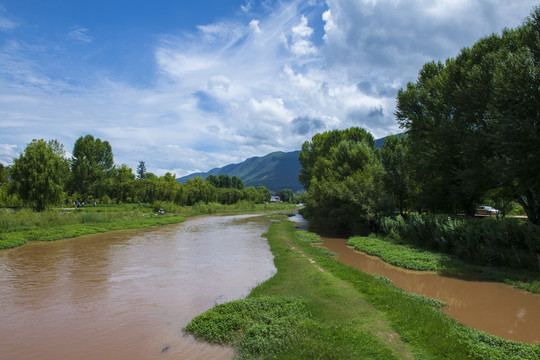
[379,214,540,271]
[0,202,298,249]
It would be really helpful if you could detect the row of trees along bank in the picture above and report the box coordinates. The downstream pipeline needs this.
[0,135,278,210]
[298,8,540,271]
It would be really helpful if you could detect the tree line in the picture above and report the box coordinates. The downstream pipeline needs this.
[299,7,540,231]
[0,134,275,210]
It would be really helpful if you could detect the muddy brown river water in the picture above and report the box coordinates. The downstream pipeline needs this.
[0,215,276,360]
[289,214,540,345]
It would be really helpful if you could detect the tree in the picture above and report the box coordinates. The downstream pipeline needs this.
[10,139,69,211]
[396,34,501,215]
[0,163,8,185]
[70,135,114,198]
[231,176,244,190]
[380,135,410,216]
[136,161,146,179]
[277,189,294,203]
[396,7,540,222]
[256,186,271,203]
[299,127,384,232]
[218,174,232,188]
[489,8,540,224]
[108,164,136,203]
[206,175,220,187]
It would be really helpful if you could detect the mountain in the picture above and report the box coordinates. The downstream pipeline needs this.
[177,134,402,193]
[177,151,304,193]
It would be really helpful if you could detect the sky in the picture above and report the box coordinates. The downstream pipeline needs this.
[0,0,537,177]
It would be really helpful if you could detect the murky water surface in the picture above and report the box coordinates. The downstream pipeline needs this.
[0,215,276,360]
[289,214,540,345]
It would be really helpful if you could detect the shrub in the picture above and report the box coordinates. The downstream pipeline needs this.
[378,214,540,271]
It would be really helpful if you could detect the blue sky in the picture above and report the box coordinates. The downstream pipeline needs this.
[0,0,537,176]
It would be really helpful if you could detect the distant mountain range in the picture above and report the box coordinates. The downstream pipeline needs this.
[177,134,399,192]
[177,151,304,192]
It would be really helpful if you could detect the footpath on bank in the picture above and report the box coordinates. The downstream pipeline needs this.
[185,215,540,360]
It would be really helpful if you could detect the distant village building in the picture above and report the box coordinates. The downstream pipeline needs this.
[270,195,281,203]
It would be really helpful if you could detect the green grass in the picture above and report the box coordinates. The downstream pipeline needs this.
[348,234,451,271]
[184,218,540,359]
[348,233,540,294]
[0,202,298,249]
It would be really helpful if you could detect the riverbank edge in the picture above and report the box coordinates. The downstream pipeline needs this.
[184,217,540,359]
[347,234,540,294]
[0,203,298,250]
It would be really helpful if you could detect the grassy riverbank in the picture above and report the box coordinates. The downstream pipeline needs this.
[0,202,297,249]
[184,217,540,359]
[348,234,540,293]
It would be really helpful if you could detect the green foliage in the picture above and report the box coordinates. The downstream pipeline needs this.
[136,161,146,179]
[378,214,540,271]
[277,188,294,203]
[299,127,384,232]
[396,7,540,221]
[70,134,114,199]
[10,139,69,211]
[380,135,410,215]
[295,230,322,243]
[348,234,449,271]
[184,296,313,356]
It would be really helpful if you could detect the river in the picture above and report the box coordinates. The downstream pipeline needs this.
[289,214,540,345]
[0,214,276,360]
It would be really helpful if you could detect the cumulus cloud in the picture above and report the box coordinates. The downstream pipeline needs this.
[288,15,317,56]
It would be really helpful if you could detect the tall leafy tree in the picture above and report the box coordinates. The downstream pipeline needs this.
[490,8,540,224]
[10,139,69,211]
[206,175,220,187]
[299,127,383,232]
[396,34,501,215]
[136,161,146,179]
[380,135,409,216]
[70,135,114,198]
[218,174,232,188]
[231,176,244,190]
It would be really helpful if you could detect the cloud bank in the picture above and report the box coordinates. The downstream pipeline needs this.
[0,0,537,176]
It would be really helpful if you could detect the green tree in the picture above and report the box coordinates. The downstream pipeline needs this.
[0,163,8,185]
[108,164,136,203]
[277,189,294,203]
[299,128,383,232]
[206,175,220,187]
[380,135,410,216]
[219,174,232,188]
[231,176,244,190]
[136,161,146,179]
[256,186,271,203]
[10,139,69,211]
[70,135,114,199]
[489,8,540,224]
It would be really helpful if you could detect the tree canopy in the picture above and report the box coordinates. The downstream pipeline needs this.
[10,139,69,211]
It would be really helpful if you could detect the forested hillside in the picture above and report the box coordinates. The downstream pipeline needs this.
[177,151,303,192]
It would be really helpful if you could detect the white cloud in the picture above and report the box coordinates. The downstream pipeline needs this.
[0,0,538,176]
[0,143,21,165]
[67,26,93,44]
[288,15,317,56]
[0,6,17,32]
[249,19,261,34]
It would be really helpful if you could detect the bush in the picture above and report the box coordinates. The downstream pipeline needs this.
[378,214,540,271]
